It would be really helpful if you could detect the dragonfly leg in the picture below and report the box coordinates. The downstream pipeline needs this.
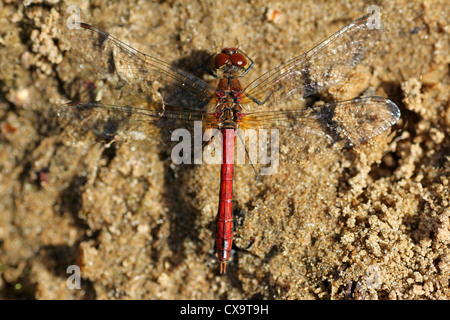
[202,135,216,148]
[245,90,274,105]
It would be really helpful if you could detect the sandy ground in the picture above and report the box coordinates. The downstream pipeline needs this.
[0,0,449,299]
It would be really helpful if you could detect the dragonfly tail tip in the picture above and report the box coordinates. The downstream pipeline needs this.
[219,262,227,274]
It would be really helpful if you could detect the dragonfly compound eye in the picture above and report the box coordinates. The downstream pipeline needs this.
[214,53,230,68]
[230,53,247,67]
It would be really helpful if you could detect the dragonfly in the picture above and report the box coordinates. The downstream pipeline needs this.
[59,14,400,274]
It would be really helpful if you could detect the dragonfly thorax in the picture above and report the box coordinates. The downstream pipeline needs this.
[216,78,244,102]
[214,107,243,129]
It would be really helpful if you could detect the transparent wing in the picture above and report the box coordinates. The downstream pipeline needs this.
[64,22,216,111]
[58,101,217,143]
[241,15,382,110]
[239,96,400,164]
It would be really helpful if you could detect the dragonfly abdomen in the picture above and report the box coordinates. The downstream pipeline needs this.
[216,128,235,273]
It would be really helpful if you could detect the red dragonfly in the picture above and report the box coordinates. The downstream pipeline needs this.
[59,14,400,273]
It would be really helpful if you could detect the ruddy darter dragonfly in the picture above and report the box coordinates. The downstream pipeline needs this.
[59,14,400,273]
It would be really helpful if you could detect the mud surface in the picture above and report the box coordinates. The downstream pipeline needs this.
[0,0,449,299]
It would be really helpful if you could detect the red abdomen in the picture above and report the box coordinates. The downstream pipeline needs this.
[216,128,235,273]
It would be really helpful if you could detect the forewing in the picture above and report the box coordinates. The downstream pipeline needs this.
[64,22,216,110]
[241,15,383,110]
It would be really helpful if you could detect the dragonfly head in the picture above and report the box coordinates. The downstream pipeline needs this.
[209,47,253,78]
